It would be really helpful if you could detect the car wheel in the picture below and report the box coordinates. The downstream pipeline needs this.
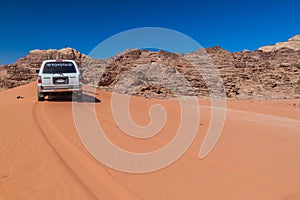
[76,91,83,102]
[38,90,45,101]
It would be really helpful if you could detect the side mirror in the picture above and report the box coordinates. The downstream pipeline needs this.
[36,69,40,73]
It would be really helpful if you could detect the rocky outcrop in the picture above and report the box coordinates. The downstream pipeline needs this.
[259,34,300,52]
[215,47,300,99]
[84,47,300,99]
[0,64,34,90]
[92,49,208,98]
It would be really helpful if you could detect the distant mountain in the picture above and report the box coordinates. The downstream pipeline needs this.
[1,35,300,99]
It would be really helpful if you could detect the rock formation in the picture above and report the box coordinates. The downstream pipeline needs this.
[83,46,300,99]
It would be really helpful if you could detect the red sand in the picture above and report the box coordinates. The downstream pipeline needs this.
[1,82,300,199]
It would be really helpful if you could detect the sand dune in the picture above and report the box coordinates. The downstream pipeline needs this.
[1,83,300,199]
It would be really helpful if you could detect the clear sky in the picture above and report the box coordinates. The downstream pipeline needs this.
[0,0,299,64]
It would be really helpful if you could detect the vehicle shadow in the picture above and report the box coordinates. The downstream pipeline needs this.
[46,92,101,103]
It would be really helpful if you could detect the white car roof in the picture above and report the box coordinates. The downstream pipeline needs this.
[42,60,76,62]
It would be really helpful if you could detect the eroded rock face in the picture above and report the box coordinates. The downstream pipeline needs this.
[93,50,209,99]
[89,47,300,99]
[212,47,300,99]
[1,34,300,99]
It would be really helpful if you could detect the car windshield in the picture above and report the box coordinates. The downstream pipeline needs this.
[42,62,77,74]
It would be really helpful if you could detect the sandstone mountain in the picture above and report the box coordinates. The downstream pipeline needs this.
[1,35,300,99]
[86,47,300,99]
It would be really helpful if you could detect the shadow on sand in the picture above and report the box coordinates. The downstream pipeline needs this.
[46,92,101,103]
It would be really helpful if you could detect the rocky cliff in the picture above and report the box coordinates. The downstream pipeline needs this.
[1,35,300,99]
[82,46,300,99]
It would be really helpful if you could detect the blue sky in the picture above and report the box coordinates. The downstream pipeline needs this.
[0,0,299,64]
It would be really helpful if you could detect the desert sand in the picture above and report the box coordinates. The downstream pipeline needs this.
[1,82,300,200]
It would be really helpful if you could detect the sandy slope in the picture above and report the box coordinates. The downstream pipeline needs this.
[1,82,300,200]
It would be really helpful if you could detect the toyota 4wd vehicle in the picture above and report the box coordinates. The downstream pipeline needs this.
[36,60,83,101]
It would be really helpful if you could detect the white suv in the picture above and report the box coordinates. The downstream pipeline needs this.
[36,60,83,101]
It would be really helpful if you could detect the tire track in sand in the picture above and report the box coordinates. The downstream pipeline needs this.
[31,102,98,200]
[32,101,139,200]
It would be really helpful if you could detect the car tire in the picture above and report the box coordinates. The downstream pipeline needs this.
[76,91,83,102]
[38,91,45,101]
